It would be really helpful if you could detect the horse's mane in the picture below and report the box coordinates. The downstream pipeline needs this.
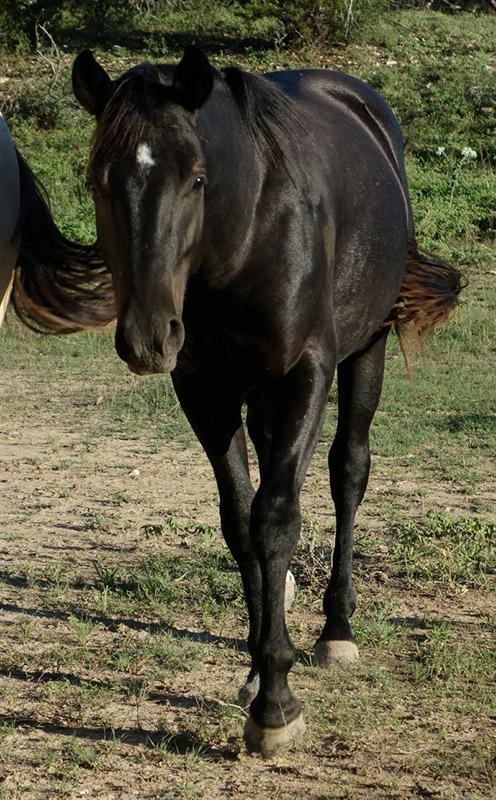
[221,67,302,169]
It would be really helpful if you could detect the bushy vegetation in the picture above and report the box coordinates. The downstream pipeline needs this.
[0,0,139,50]
[1,0,494,52]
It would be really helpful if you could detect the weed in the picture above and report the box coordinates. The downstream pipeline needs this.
[291,512,331,594]
[68,614,95,645]
[18,563,40,588]
[354,600,406,653]
[413,620,496,685]
[64,736,99,769]
[14,614,36,644]
[93,562,124,590]
[187,522,218,543]
[141,523,165,539]
[45,561,71,589]
[94,584,111,614]
[37,748,59,769]
[161,776,198,799]
[388,513,496,587]
[112,490,135,505]
[82,511,112,532]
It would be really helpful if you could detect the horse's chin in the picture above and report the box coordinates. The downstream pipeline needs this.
[125,353,177,375]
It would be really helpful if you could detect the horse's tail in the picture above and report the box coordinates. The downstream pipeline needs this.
[11,148,116,334]
[384,238,467,343]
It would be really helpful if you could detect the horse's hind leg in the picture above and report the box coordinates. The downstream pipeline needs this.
[315,330,389,666]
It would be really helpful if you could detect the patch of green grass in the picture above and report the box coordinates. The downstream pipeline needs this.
[412,619,496,694]
[82,511,113,533]
[14,615,36,644]
[116,548,243,613]
[0,319,190,445]
[388,513,496,587]
[87,517,243,619]
[353,599,407,654]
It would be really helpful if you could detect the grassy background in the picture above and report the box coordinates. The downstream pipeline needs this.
[0,4,495,798]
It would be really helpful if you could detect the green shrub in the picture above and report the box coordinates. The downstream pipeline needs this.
[0,0,63,50]
[241,0,388,45]
[0,0,138,51]
[66,0,138,31]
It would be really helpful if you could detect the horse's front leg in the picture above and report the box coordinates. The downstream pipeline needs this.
[244,351,333,758]
[171,373,263,703]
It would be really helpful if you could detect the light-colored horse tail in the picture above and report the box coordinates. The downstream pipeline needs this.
[384,238,466,339]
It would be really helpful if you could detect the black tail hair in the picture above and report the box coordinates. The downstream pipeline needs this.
[11,148,115,334]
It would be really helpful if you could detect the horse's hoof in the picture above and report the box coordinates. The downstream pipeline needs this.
[314,639,359,667]
[244,711,306,758]
[238,674,260,708]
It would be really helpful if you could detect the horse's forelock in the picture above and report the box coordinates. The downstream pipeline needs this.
[90,67,174,164]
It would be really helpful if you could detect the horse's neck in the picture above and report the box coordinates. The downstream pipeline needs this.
[198,91,267,285]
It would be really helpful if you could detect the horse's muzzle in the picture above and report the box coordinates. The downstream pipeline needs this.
[115,316,185,375]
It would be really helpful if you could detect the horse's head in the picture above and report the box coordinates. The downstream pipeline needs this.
[72,46,213,374]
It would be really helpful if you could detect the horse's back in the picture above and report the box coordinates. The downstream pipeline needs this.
[266,69,410,203]
[0,113,20,324]
[266,69,404,158]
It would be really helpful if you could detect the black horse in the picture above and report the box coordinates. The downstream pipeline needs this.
[53,46,462,756]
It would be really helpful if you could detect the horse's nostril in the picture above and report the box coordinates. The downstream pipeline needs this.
[115,316,184,370]
[152,319,184,357]
[169,317,185,350]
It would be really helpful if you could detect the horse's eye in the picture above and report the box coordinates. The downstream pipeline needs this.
[192,175,207,192]
[86,176,99,199]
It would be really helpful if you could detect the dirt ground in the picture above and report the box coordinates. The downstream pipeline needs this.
[0,368,495,800]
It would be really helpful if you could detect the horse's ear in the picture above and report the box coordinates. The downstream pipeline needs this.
[72,50,113,117]
[173,45,213,112]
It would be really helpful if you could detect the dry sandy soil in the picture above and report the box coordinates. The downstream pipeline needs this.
[0,363,495,800]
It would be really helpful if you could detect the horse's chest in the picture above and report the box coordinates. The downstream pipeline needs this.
[181,303,305,385]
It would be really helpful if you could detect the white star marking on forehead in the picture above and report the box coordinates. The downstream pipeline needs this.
[136,142,155,168]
